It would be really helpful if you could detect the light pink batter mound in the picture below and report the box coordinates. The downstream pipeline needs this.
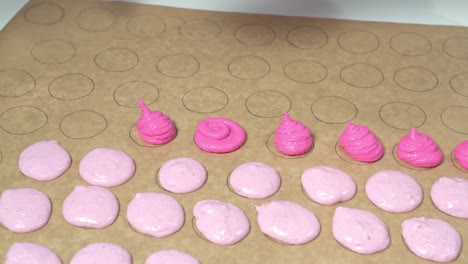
[136,99,176,145]
[79,148,135,187]
[158,157,207,194]
[431,177,468,219]
[301,166,356,205]
[228,162,281,199]
[62,185,119,229]
[127,192,184,237]
[365,170,423,213]
[145,250,200,264]
[396,128,443,168]
[194,117,246,153]
[274,112,313,156]
[454,140,468,169]
[193,199,250,245]
[70,242,132,264]
[5,242,62,264]
[256,200,320,245]
[402,217,462,262]
[18,140,71,181]
[333,207,390,254]
[339,122,383,162]
[0,188,51,233]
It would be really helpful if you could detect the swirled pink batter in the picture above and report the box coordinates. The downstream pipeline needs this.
[193,199,250,245]
[18,140,71,181]
[301,166,356,205]
[365,170,423,213]
[402,217,462,262]
[158,157,207,194]
[79,148,135,187]
[396,128,443,168]
[0,188,51,233]
[228,162,281,199]
[274,113,313,156]
[127,192,184,237]
[454,140,468,169]
[6,242,62,264]
[339,122,383,162]
[256,200,320,245]
[333,207,390,254]
[62,185,119,229]
[145,250,200,264]
[194,117,246,153]
[431,177,468,219]
[136,99,176,145]
[70,242,131,264]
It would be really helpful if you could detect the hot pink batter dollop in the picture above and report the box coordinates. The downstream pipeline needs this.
[256,200,321,245]
[194,117,246,153]
[145,250,200,264]
[454,140,468,169]
[365,170,423,213]
[136,99,176,145]
[5,242,62,264]
[274,113,313,156]
[431,177,468,219]
[193,199,250,245]
[396,128,443,168]
[62,185,119,229]
[70,243,131,264]
[333,207,390,254]
[301,166,356,205]
[158,157,207,194]
[229,162,281,199]
[339,122,383,162]
[402,217,462,262]
[0,188,51,233]
[127,192,184,237]
[18,140,71,181]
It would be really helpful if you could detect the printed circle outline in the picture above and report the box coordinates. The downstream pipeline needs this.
[182,86,229,113]
[76,6,116,32]
[179,18,221,40]
[0,106,48,135]
[390,32,432,56]
[286,26,328,50]
[234,24,276,46]
[337,29,380,54]
[283,59,327,84]
[228,55,271,80]
[440,106,468,135]
[311,96,358,124]
[48,73,95,100]
[393,66,439,92]
[156,53,200,78]
[340,63,384,88]
[94,47,139,72]
[127,14,166,38]
[0,69,36,97]
[31,39,76,64]
[113,80,160,108]
[59,110,108,139]
[379,102,426,130]
[443,37,468,60]
[23,2,64,25]
[450,73,468,97]
[245,90,292,118]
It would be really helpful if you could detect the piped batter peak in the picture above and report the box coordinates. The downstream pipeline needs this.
[274,113,313,156]
[339,122,383,162]
[396,128,443,168]
[136,99,176,145]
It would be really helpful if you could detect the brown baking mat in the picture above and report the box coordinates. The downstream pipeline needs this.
[1,0,468,263]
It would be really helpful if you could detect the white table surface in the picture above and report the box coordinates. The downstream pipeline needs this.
[1,0,468,31]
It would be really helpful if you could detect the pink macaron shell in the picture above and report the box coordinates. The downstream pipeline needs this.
[158,157,207,194]
[339,122,384,162]
[274,113,313,156]
[0,188,52,233]
[62,185,119,229]
[18,140,71,181]
[5,242,62,264]
[402,217,462,262]
[70,243,132,264]
[301,166,356,205]
[193,199,250,245]
[333,207,390,254]
[194,117,246,153]
[127,193,184,237]
[365,170,423,213]
[396,128,443,168]
[229,162,281,199]
[145,250,200,264]
[136,99,176,145]
[431,177,468,219]
[454,140,468,169]
[79,148,135,187]
[256,200,321,245]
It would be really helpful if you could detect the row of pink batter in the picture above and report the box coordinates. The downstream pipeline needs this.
[136,99,468,170]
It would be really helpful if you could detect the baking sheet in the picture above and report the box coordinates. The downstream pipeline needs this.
[1,0,468,263]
